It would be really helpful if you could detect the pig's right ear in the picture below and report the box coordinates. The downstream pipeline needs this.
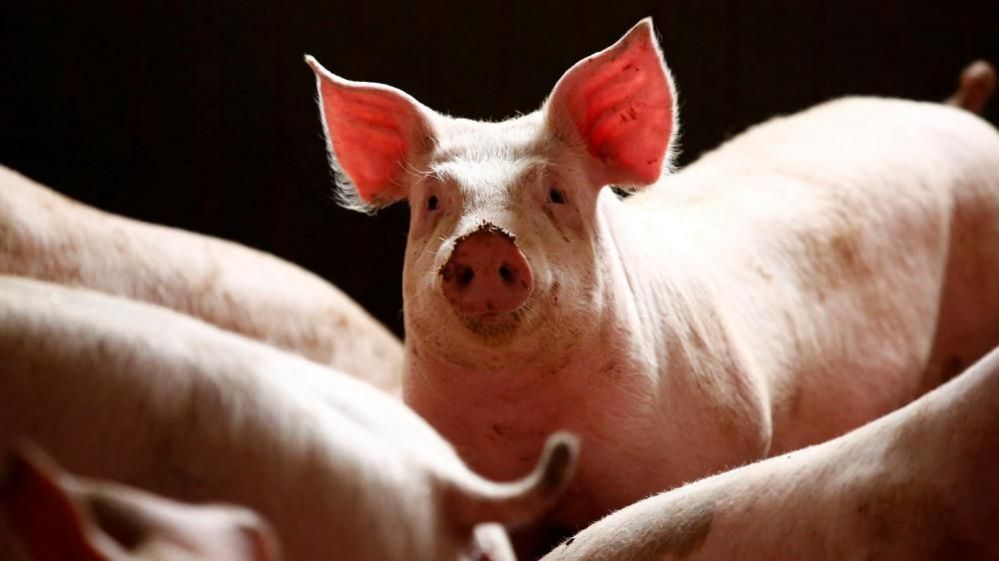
[306,55,436,212]
[544,18,678,190]
[0,443,108,561]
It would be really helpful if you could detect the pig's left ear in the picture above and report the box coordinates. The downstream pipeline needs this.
[0,443,107,561]
[544,18,677,189]
[306,55,436,212]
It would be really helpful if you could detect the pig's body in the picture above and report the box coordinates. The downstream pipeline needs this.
[0,166,403,394]
[405,96,999,528]
[308,20,999,529]
[624,97,999,451]
[543,346,999,561]
[0,276,577,561]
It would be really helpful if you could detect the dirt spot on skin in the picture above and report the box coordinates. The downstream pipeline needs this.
[299,326,322,352]
[851,479,965,554]
[619,107,639,123]
[598,360,619,377]
[799,220,873,297]
[749,259,773,282]
[829,231,868,277]
[598,147,618,165]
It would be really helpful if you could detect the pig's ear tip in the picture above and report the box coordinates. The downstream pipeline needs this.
[1,440,49,496]
[304,55,330,76]
[621,18,657,45]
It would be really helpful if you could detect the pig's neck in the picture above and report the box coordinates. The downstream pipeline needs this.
[600,187,772,449]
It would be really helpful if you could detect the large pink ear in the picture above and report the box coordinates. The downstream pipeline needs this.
[1,443,281,561]
[0,444,107,561]
[545,18,677,189]
[306,55,435,211]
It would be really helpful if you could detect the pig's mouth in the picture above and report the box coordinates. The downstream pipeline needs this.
[452,282,557,343]
[456,308,527,340]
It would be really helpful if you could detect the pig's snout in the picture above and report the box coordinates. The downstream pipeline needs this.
[440,228,533,316]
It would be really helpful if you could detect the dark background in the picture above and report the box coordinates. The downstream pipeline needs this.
[4,1,998,337]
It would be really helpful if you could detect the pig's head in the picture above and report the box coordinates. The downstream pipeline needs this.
[307,18,676,366]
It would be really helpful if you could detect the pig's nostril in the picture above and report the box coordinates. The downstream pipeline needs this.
[498,264,515,283]
[457,266,475,288]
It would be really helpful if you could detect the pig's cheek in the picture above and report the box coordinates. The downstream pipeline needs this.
[402,282,439,339]
[564,211,585,237]
[545,251,593,312]
[518,249,552,303]
[414,256,441,301]
[403,250,439,311]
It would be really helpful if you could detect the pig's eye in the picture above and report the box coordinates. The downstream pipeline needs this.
[427,195,439,211]
[548,188,566,205]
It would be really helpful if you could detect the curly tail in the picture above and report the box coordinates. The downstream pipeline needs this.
[444,432,579,530]
[945,60,996,114]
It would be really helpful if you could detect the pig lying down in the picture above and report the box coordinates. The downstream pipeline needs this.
[307,18,999,530]
[1,443,279,561]
[0,165,403,394]
[0,275,578,561]
[543,346,999,561]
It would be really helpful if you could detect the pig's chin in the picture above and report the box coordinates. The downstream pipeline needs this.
[456,308,527,341]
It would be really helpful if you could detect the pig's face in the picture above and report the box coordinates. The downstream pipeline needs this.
[308,18,676,366]
[401,114,604,364]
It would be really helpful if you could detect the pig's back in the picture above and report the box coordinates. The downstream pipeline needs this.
[0,166,404,391]
[628,97,999,453]
[644,96,999,207]
[627,98,999,268]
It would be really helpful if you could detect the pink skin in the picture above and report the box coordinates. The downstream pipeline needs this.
[0,276,580,561]
[306,21,755,530]
[440,225,534,316]
[0,166,404,396]
[307,18,999,537]
[542,348,999,561]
